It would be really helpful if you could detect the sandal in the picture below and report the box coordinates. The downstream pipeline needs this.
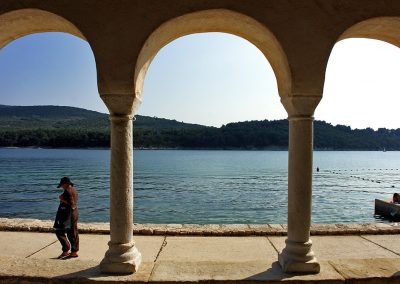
[57,252,69,259]
[68,252,78,258]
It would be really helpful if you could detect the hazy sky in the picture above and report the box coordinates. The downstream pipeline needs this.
[0,32,399,129]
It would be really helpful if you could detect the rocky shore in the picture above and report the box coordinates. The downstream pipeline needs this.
[1,218,399,236]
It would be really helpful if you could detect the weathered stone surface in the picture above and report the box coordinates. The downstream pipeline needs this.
[329,258,400,283]
[151,224,168,235]
[164,223,183,235]
[367,223,400,234]
[269,236,400,261]
[1,232,400,283]
[0,218,53,232]
[0,231,56,258]
[180,224,207,235]
[151,260,344,283]
[133,223,154,235]
[1,218,400,236]
[248,224,271,235]
[362,234,400,255]
[220,224,251,236]
[29,233,164,263]
[201,224,223,235]
[0,255,153,282]
[334,224,362,235]
[78,222,110,234]
[269,224,286,235]
[311,224,341,235]
[158,236,277,262]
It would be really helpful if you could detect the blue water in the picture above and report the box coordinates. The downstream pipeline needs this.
[0,148,399,224]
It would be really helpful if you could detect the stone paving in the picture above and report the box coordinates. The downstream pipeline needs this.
[0,230,400,283]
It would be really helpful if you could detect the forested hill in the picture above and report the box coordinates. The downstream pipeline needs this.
[0,105,399,150]
[0,105,203,131]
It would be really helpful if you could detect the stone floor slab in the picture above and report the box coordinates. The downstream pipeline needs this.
[329,258,400,283]
[30,233,165,262]
[150,260,344,283]
[361,234,400,255]
[0,231,57,258]
[158,236,277,262]
[0,255,153,282]
[1,232,399,283]
[269,236,400,260]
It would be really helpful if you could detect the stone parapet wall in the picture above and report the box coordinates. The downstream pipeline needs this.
[0,218,399,236]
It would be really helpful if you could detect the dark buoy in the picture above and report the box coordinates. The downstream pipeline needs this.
[316,167,319,172]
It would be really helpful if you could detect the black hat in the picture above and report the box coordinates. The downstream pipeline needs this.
[57,177,74,188]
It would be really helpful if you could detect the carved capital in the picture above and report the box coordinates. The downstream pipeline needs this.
[110,114,135,123]
[100,93,142,116]
[281,95,321,120]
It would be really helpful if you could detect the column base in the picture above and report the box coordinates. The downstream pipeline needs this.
[278,239,320,274]
[100,240,142,274]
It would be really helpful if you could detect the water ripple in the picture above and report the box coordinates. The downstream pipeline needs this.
[1,149,400,224]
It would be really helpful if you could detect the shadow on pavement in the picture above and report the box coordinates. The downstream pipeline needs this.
[245,261,295,281]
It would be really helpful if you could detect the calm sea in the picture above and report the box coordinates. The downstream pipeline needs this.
[0,148,399,224]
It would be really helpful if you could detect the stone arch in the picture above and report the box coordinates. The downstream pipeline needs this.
[134,9,291,103]
[0,8,101,110]
[0,8,88,48]
[338,17,400,48]
[320,16,400,109]
[318,16,400,126]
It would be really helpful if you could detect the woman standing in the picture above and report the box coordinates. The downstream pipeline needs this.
[53,176,79,259]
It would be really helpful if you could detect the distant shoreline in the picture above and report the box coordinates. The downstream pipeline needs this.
[0,146,397,151]
[2,105,400,150]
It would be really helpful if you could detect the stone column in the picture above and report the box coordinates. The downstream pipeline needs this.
[100,114,142,274]
[278,96,320,274]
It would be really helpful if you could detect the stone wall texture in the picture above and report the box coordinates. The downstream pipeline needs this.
[1,218,399,236]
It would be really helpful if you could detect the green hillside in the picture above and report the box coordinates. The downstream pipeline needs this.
[0,105,399,150]
[0,105,203,131]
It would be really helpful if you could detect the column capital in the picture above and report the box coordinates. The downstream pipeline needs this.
[281,95,321,120]
[109,114,135,122]
[100,93,142,116]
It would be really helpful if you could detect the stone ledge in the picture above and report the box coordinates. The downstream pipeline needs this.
[0,218,399,236]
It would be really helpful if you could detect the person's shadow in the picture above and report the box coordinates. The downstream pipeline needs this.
[57,265,141,281]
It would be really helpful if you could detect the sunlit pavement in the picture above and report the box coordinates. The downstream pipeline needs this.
[0,231,399,283]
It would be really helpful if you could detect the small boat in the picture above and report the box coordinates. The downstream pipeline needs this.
[374,199,400,221]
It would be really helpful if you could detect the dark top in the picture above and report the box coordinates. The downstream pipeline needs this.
[59,186,78,209]
[54,186,79,229]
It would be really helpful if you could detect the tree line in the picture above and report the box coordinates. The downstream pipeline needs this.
[1,120,400,150]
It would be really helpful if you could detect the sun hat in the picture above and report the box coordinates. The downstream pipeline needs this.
[57,177,74,188]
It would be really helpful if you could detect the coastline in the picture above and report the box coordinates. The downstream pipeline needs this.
[1,146,398,151]
[1,217,399,236]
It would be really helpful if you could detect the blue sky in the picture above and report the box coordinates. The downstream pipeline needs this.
[0,32,400,129]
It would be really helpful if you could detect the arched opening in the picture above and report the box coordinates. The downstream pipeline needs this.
[0,9,86,47]
[132,10,290,224]
[314,17,400,223]
[0,9,108,222]
[134,9,291,102]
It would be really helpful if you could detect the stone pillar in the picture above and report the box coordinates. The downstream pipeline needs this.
[278,96,321,274]
[100,114,142,274]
